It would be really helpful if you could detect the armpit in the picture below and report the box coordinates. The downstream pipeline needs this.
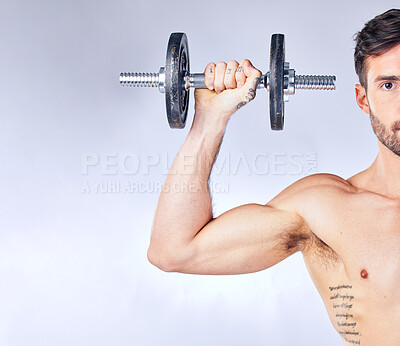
[272,218,312,256]
[304,231,342,265]
[286,231,311,252]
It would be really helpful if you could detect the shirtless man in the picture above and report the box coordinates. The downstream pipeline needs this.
[147,9,400,345]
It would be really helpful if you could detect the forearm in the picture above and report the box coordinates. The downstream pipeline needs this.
[148,113,227,264]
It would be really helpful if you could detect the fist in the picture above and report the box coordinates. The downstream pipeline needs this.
[194,59,262,124]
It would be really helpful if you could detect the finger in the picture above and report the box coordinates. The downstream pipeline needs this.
[204,62,216,90]
[241,59,262,101]
[242,59,262,82]
[236,61,246,88]
[224,60,239,89]
[214,61,227,94]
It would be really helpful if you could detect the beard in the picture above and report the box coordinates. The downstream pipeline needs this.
[369,109,400,157]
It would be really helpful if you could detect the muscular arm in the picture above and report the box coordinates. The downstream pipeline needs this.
[148,117,226,271]
[147,59,311,274]
[148,118,309,274]
[173,203,309,275]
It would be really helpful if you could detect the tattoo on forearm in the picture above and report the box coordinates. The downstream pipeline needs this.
[236,101,247,110]
[329,284,361,344]
[245,87,256,102]
[235,77,261,110]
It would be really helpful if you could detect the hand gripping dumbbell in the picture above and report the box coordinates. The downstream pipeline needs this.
[120,32,336,130]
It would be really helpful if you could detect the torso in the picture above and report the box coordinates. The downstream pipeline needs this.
[297,174,400,345]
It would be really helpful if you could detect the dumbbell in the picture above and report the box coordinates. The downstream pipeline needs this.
[120,32,336,130]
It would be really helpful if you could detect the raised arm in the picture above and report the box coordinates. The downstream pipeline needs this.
[147,59,311,274]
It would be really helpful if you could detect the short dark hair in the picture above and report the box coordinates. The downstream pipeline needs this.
[354,9,400,88]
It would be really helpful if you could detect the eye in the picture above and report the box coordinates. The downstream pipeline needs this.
[382,82,395,90]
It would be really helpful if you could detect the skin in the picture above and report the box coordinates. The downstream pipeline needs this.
[148,44,400,345]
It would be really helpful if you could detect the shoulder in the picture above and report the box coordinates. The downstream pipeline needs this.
[266,173,355,212]
[289,172,354,191]
[266,173,357,256]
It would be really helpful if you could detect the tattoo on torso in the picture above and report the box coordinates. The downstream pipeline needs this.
[329,284,361,344]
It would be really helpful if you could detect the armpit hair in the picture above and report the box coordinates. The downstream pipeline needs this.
[280,226,341,266]
[304,232,341,265]
[271,219,312,256]
[284,227,312,253]
[289,233,310,250]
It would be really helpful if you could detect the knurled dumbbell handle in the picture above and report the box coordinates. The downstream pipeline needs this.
[189,74,207,89]
[119,71,267,90]
[188,73,266,89]
[119,71,336,91]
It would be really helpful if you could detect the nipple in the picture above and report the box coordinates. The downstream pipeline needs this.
[360,269,369,279]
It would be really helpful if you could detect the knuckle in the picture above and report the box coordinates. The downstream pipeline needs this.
[205,62,215,75]
[236,65,244,75]
[215,62,227,73]
[216,61,227,68]
[204,63,215,89]
[227,60,239,67]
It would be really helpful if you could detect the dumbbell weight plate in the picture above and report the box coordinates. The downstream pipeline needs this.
[269,34,285,130]
[165,33,190,128]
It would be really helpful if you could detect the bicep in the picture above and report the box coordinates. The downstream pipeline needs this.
[175,203,310,275]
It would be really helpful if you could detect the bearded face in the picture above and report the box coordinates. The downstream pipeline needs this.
[369,109,400,157]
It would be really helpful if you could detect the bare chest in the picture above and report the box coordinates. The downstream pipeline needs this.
[304,201,400,344]
[338,203,400,297]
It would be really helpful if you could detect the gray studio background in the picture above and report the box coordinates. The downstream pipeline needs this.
[0,0,396,345]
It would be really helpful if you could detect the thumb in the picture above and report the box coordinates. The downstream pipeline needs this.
[240,59,262,101]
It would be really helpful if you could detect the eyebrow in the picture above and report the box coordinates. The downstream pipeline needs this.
[373,75,400,83]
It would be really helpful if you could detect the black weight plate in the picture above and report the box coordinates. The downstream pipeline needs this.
[269,34,285,130]
[165,33,190,129]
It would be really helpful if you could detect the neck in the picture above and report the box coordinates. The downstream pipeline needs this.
[365,141,400,199]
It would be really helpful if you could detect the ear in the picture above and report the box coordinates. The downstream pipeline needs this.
[355,84,370,114]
